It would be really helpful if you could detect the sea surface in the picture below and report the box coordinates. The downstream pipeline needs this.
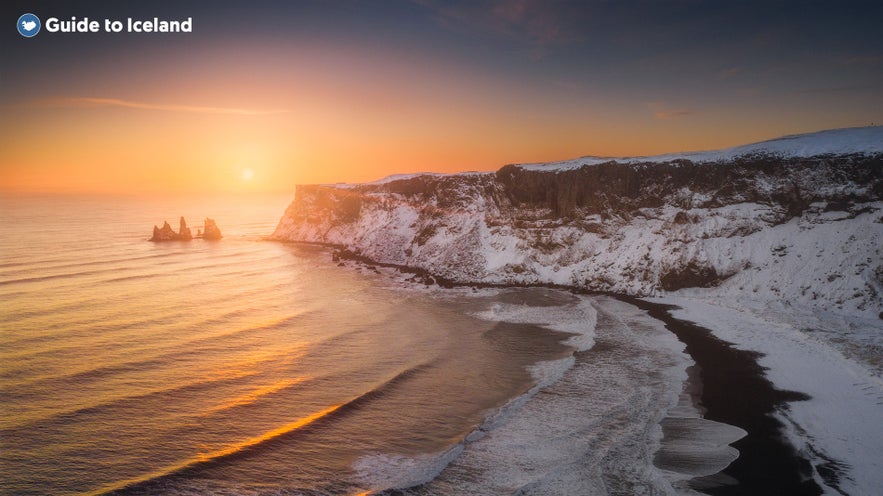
[1,194,701,495]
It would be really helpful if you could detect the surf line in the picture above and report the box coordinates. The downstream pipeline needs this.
[622,297,824,495]
[287,242,831,494]
[84,404,342,496]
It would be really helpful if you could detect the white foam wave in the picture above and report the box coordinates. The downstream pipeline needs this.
[395,296,694,495]
[353,292,596,492]
[472,294,598,351]
[352,353,575,493]
[353,444,464,492]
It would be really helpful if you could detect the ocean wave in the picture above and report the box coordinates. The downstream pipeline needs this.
[350,293,597,493]
[352,296,697,495]
[0,265,129,287]
[354,445,465,493]
[349,354,577,494]
[0,251,180,279]
[0,306,295,368]
[85,404,345,496]
[82,361,437,496]
[199,376,311,416]
[0,367,261,432]
[471,293,598,352]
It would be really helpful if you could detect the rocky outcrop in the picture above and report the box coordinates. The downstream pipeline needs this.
[178,216,193,241]
[150,217,220,241]
[493,155,882,218]
[150,221,180,241]
[203,218,222,240]
[271,127,883,319]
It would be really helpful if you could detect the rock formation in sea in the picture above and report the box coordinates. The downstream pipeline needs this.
[150,221,181,241]
[203,218,222,240]
[150,216,218,241]
[178,216,193,241]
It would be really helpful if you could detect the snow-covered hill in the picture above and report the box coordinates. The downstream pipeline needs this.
[272,126,883,364]
[272,126,883,493]
[517,126,883,170]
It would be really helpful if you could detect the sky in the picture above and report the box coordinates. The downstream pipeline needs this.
[1,0,881,194]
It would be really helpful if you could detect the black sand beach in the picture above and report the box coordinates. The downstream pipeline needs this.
[288,248,832,494]
[626,297,824,495]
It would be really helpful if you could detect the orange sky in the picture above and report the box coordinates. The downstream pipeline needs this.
[2,3,879,195]
[0,70,848,195]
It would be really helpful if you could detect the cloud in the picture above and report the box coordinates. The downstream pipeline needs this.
[654,110,694,120]
[799,83,879,95]
[832,54,883,67]
[414,0,585,57]
[718,67,743,80]
[32,97,288,115]
[648,102,695,120]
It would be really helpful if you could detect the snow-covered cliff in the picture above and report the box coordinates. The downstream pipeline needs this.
[272,127,883,324]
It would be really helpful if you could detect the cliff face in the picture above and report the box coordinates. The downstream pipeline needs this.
[271,127,883,319]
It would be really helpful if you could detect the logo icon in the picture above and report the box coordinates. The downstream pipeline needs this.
[17,13,41,38]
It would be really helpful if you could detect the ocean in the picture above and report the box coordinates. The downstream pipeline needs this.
[1,194,699,495]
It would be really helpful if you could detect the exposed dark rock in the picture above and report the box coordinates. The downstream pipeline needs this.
[415,225,436,246]
[150,221,180,241]
[493,155,882,218]
[178,216,193,241]
[660,263,726,291]
[203,218,222,240]
[673,210,691,224]
[150,217,220,241]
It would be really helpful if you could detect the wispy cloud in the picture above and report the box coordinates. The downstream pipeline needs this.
[648,102,695,120]
[832,54,883,67]
[654,110,694,120]
[414,0,584,58]
[718,67,744,80]
[799,83,879,95]
[32,97,288,115]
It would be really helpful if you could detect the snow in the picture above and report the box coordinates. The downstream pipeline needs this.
[272,125,883,492]
[649,296,883,495]
[516,126,883,171]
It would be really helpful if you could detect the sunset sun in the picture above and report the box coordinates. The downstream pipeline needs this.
[241,168,255,181]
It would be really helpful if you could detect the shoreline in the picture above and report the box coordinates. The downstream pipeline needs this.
[624,297,823,495]
[276,240,830,494]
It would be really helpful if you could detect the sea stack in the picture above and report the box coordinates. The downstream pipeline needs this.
[149,216,208,241]
[203,218,222,240]
[150,221,180,241]
[178,216,193,241]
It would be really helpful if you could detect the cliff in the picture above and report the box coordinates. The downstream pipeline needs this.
[271,127,883,321]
